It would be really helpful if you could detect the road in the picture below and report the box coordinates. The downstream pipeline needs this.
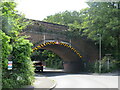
[38,68,119,88]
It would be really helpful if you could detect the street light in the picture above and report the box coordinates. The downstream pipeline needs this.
[97,34,102,73]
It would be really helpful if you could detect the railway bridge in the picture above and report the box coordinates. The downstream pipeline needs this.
[22,19,99,73]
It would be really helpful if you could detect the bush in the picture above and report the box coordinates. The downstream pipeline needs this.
[93,56,119,73]
[1,2,35,89]
[1,31,35,89]
[82,55,119,73]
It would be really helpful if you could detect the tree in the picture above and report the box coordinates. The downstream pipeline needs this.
[43,10,83,38]
[44,10,82,25]
[81,2,120,59]
[1,2,34,89]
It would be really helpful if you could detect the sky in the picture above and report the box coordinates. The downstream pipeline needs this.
[15,0,89,21]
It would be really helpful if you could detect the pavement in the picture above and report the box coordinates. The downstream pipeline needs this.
[33,73,57,89]
[21,73,57,90]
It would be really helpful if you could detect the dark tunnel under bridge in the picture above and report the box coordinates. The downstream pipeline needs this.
[32,41,84,73]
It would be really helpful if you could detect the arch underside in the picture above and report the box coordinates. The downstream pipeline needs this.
[33,42,82,62]
[33,42,84,73]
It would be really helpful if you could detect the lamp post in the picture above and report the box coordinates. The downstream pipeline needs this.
[97,34,102,73]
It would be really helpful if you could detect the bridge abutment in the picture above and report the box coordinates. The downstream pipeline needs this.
[63,61,84,73]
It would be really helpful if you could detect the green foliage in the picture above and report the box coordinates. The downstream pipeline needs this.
[85,56,119,73]
[1,2,34,89]
[42,50,63,69]
[81,2,120,59]
[44,10,81,25]
[31,50,43,61]
[10,37,34,87]
[102,56,119,72]
[1,30,12,70]
[31,50,63,69]
[2,2,30,36]
[44,11,84,39]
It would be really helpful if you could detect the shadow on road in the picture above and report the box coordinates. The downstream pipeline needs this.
[35,70,67,77]
[35,70,119,77]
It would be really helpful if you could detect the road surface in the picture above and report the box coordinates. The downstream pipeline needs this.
[37,68,119,88]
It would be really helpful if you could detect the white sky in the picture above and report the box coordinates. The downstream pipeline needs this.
[15,0,88,20]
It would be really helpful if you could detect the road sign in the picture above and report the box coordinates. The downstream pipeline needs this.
[8,61,12,70]
[55,41,59,44]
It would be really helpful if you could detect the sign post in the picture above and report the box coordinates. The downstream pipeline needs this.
[105,54,111,71]
[8,61,12,70]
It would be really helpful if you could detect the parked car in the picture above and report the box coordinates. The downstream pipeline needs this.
[33,61,43,72]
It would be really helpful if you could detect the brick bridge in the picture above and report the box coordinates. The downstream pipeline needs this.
[22,19,99,73]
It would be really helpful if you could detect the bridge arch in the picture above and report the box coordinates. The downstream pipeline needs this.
[32,40,84,73]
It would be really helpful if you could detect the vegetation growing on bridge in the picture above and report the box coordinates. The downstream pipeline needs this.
[1,2,34,89]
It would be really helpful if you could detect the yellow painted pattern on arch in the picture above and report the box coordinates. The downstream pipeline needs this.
[32,42,83,58]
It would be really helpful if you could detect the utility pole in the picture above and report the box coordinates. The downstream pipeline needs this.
[70,39,71,46]
[43,34,46,44]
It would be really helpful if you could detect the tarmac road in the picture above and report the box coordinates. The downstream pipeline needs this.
[40,68,119,89]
